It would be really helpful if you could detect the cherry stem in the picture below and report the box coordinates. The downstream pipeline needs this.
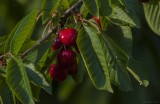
[21,0,83,59]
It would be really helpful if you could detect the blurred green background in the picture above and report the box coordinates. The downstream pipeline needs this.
[0,0,160,104]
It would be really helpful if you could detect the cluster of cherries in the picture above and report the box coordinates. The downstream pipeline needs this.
[49,16,101,81]
[49,28,78,81]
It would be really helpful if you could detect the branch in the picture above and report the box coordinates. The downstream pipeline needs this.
[21,0,83,59]
[59,0,83,27]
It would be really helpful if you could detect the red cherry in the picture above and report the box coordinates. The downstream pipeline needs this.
[139,0,149,2]
[49,64,67,81]
[59,28,78,46]
[68,61,77,75]
[57,50,76,68]
[92,16,101,28]
[52,37,62,50]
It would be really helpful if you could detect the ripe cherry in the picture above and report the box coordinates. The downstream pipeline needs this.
[49,64,67,81]
[59,28,78,46]
[68,61,77,75]
[57,50,76,68]
[92,16,101,28]
[52,37,62,50]
[139,0,149,2]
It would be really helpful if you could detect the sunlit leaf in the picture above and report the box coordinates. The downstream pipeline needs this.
[10,10,38,55]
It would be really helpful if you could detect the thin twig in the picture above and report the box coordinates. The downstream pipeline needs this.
[21,26,57,59]
[21,0,83,59]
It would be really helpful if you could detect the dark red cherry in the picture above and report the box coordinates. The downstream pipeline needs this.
[52,37,62,50]
[49,64,67,81]
[68,61,77,75]
[57,50,76,68]
[59,28,78,46]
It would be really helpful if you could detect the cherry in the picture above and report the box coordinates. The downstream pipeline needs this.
[59,28,78,46]
[52,37,62,50]
[92,16,101,28]
[57,50,76,68]
[49,64,67,81]
[139,0,149,2]
[68,61,77,75]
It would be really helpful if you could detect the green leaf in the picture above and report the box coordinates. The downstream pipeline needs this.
[68,0,79,6]
[42,0,57,24]
[10,10,38,55]
[61,0,70,9]
[6,56,34,104]
[0,77,14,104]
[83,0,98,16]
[122,0,141,27]
[25,41,52,64]
[19,40,37,53]
[4,20,22,53]
[77,27,113,92]
[109,6,136,27]
[128,58,149,87]
[58,77,77,101]
[30,84,41,102]
[50,0,63,15]
[0,66,6,77]
[0,35,8,53]
[103,34,129,67]
[109,64,133,91]
[40,48,59,73]
[24,63,52,94]
[80,4,89,18]
[105,24,132,56]
[104,24,139,90]
[98,0,112,16]
[99,16,109,31]
[111,0,123,5]
[143,0,160,35]
[83,0,112,16]
[102,33,132,91]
